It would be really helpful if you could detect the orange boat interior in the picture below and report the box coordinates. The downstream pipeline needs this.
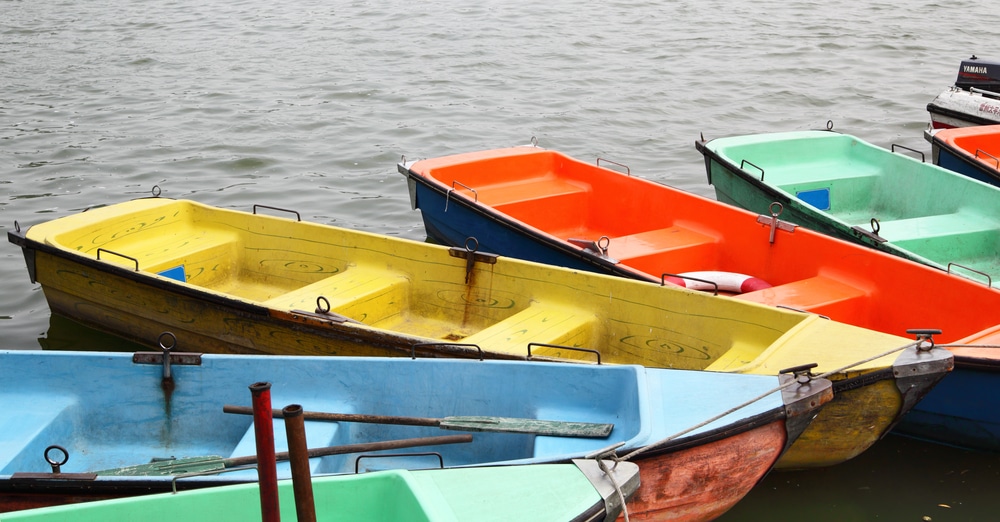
[413,147,1000,344]
[940,126,1000,169]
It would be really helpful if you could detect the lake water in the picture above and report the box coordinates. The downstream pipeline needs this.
[3,0,999,519]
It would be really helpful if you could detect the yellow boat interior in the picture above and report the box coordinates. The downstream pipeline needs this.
[27,197,910,373]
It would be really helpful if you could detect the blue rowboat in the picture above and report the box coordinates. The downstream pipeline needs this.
[0,349,831,521]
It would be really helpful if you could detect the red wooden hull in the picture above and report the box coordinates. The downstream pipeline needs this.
[625,420,787,521]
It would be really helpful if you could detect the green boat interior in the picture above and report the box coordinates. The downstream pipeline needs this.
[718,133,1000,277]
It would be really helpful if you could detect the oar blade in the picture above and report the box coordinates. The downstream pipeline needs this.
[440,416,613,438]
[94,456,226,477]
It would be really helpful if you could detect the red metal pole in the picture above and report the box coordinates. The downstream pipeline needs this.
[283,404,317,522]
[251,382,280,522]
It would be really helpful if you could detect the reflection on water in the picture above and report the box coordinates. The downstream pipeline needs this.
[721,434,1000,521]
[40,313,146,353]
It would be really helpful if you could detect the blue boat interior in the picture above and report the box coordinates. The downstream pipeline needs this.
[0,352,645,480]
[0,351,786,483]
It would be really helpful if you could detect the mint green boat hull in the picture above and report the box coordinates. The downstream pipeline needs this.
[0,461,638,522]
[697,130,1000,288]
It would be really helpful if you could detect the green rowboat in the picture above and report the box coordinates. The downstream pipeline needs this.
[697,130,1000,288]
[0,460,639,522]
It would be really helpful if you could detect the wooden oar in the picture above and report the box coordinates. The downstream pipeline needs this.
[223,405,614,438]
[94,433,473,477]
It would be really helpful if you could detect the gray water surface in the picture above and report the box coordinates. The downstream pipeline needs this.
[3,1,999,519]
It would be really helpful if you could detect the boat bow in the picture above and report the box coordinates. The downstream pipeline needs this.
[572,459,641,522]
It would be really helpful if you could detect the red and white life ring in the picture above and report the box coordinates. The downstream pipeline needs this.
[667,271,772,294]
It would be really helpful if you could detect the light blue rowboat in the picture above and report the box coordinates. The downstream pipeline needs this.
[0,348,830,520]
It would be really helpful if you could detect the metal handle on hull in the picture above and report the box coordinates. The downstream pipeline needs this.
[354,453,444,474]
[527,342,602,365]
[891,143,926,163]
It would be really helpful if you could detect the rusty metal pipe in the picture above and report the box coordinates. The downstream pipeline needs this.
[283,404,316,522]
[251,382,280,522]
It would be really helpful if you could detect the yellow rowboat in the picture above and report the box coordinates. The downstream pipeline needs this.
[8,196,952,469]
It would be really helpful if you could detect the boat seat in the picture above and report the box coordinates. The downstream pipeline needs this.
[264,266,409,324]
[0,394,77,473]
[486,179,591,233]
[770,163,879,186]
[703,340,762,371]
[603,226,719,273]
[461,304,596,359]
[871,211,997,243]
[96,228,240,285]
[777,174,878,213]
[468,177,590,208]
[226,417,343,478]
[735,275,868,322]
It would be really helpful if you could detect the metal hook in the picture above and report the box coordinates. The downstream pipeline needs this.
[151,185,162,198]
[597,236,611,256]
[158,331,177,380]
[767,202,784,243]
[870,218,881,236]
[44,445,70,474]
[907,329,942,352]
[315,296,331,314]
[463,237,480,284]
[780,363,819,384]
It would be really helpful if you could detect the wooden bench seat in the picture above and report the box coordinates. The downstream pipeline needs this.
[461,304,596,358]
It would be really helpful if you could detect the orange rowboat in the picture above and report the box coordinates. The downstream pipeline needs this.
[928,123,1000,187]
[399,145,998,453]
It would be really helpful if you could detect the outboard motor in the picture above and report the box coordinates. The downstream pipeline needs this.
[955,55,1000,93]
